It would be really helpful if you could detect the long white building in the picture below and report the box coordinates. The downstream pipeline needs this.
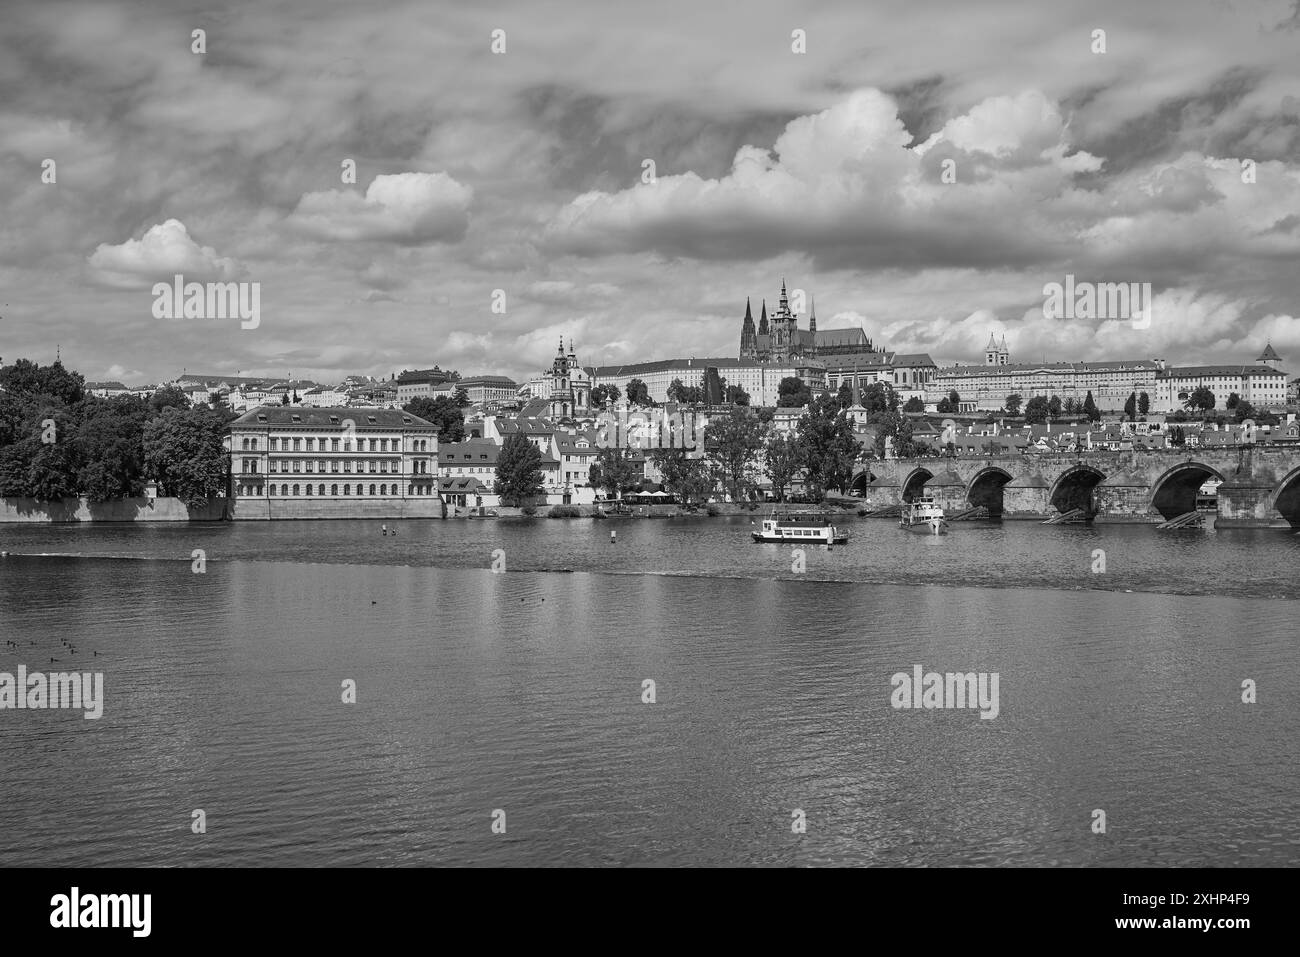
[588,356,825,407]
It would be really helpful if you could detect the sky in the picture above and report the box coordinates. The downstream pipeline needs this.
[1,0,1298,387]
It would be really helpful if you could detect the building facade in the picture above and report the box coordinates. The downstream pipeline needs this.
[227,406,438,505]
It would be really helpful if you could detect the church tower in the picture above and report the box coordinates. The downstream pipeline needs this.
[998,334,1010,366]
[985,333,999,366]
[808,294,817,357]
[739,297,758,359]
[548,337,573,419]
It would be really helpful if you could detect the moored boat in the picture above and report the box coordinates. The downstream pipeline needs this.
[752,510,850,544]
[899,496,948,535]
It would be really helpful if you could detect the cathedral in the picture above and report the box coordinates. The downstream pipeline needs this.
[544,338,590,418]
[738,281,876,363]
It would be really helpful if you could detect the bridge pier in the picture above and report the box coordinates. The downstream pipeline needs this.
[1216,481,1290,528]
[1001,473,1052,520]
[1093,472,1161,523]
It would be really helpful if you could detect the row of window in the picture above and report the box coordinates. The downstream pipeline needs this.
[235,482,439,497]
[244,459,427,474]
[237,436,432,453]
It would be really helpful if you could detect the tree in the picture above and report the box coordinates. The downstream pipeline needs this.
[142,406,229,509]
[648,448,712,504]
[1004,394,1023,416]
[836,382,854,409]
[1047,395,1063,419]
[723,383,750,405]
[861,382,899,414]
[150,384,191,413]
[588,447,639,500]
[763,432,804,502]
[404,396,465,444]
[777,376,812,409]
[0,359,85,406]
[1138,392,1150,416]
[903,396,925,413]
[494,433,544,506]
[1169,425,1187,446]
[1225,392,1240,410]
[1022,396,1050,424]
[1063,396,1078,414]
[1124,392,1137,421]
[797,395,862,499]
[625,378,655,407]
[1233,400,1256,423]
[704,406,766,502]
[1185,386,1215,412]
[590,384,621,408]
[279,393,290,406]
[1083,390,1101,421]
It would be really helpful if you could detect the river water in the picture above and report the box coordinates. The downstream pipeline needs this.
[1,516,1296,866]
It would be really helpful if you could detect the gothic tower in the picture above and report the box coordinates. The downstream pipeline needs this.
[985,333,999,366]
[739,297,757,359]
[808,294,817,357]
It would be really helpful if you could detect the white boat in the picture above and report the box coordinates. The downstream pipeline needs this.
[899,496,948,535]
[752,510,850,544]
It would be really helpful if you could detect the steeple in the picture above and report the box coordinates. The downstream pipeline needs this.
[808,295,817,334]
[758,300,769,336]
[985,333,999,366]
[739,297,758,359]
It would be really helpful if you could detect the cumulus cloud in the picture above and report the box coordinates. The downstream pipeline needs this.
[286,172,472,244]
[86,219,242,289]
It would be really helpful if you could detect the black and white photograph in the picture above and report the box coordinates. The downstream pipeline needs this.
[0,0,1296,935]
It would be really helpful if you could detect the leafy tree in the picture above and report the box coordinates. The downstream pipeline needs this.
[404,396,466,444]
[777,376,812,409]
[836,382,854,409]
[493,433,544,506]
[1023,396,1050,424]
[1063,396,1078,414]
[704,406,766,502]
[902,396,925,413]
[76,396,150,500]
[1225,392,1240,410]
[1138,392,1150,416]
[797,395,862,498]
[590,384,621,407]
[1185,386,1215,412]
[0,359,85,406]
[279,393,290,406]
[722,383,750,405]
[453,386,470,409]
[763,432,804,502]
[589,447,639,500]
[1047,395,1063,419]
[142,406,229,509]
[1233,400,1256,423]
[861,382,899,414]
[648,448,712,504]
[625,378,655,407]
[150,385,192,412]
[1124,392,1137,420]
[1169,425,1187,446]
[1004,393,1023,416]
[1083,390,1101,421]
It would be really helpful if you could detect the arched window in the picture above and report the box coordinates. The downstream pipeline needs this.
[331,484,338,496]
[370,484,377,495]
[318,484,325,496]
[269,485,276,496]
[292,484,299,496]
[280,484,287,496]
[343,484,350,495]
[305,485,313,495]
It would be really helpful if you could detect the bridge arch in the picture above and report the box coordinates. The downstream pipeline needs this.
[1148,462,1225,520]
[1049,464,1106,517]
[850,469,877,496]
[902,467,933,503]
[966,466,1013,518]
[1268,465,1300,527]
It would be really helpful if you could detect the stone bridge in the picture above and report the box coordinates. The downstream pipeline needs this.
[851,447,1300,527]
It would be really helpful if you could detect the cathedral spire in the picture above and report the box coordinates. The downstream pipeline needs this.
[809,295,817,333]
[758,300,769,335]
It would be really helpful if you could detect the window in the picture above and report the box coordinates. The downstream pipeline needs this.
[269,485,277,495]
[251,438,259,450]
[307,438,315,451]
[292,484,300,496]
[380,484,387,495]
[344,484,350,495]
[370,484,377,495]
[331,439,339,451]
[331,484,338,496]
[293,439,302,451]
[318,484,325,496]
[270,438,278,451]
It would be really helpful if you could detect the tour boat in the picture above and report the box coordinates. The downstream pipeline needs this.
[899,496,949,535]
[752,510,850,544]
